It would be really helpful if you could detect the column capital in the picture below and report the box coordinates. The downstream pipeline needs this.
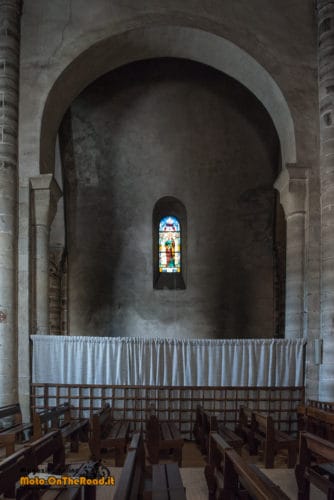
[274,164,309,218]
[30,174,62,226]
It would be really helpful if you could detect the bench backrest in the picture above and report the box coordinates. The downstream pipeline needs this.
[306,406,334,422]
[239,406,253,427]
[224,448,289,500]
[146,413,160,445]
[195,406,207,431]
[33,403,71,439]
[208,431,232,467]
[305,406,334,440]
[0,431,65,497]
[299,431,334,464]
[29,430,66,473]
[113,432,145,500]
[202,407,218,433]
[195,405,218,438]
[0,403,22,429]
[91,404,112,442]
[253,412,275,441]
[0,446,32,496]
[207,431,288,499]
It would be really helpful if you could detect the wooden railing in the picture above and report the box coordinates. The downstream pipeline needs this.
[31,384,304,440]
[307,399,334,412]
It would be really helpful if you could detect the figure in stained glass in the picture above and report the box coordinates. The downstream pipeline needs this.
[159,216,181,273]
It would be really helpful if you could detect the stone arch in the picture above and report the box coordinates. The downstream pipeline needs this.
[34,23,298,345]
[39,25,297,175]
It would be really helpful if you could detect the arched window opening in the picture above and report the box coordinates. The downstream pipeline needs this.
[153,197,186,289]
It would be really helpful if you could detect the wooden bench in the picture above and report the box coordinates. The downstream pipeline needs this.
[296,404,306,431]
[235,406,258,454]
[297,400,334,433]
[295,431,334,500]
[0,430,65,498]
[193,405,242,456]
[0,403,32,456]
[33,402,89,452]
[28,429,66,473]
[1,431,97,500]
[152,463,186,500]
[90,403,129,465]
[205,431,289,500]
[0,444,33,497]
[304,406,334,441]
[146,412,184,467]
[113,432,146,500]
[251,411,297,468]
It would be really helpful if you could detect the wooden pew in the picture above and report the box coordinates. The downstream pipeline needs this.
[33,402,89,452]
[146,411,184,467]
[235,406,258,454]
[0,430,65,498]
[296,404,306,431]
[28,429,66,474]
[90,404,129,465]
[297,400,334,434]
[3,431,96,500]
[304,406,334,441]
[113,432,146,500]
[251,411,297,468]
[193,405,242,456]
[224,449,290,500]
[152,463,186,500]
[193,404,207,453]
[295,431,334,500]
[0,445,33,497]
[114,431,186,500]
[0,403,32,456]
[205,431,289,500]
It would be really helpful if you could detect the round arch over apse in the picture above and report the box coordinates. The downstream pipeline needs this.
[39,24,296,174]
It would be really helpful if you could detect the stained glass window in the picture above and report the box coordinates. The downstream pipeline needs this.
[159,216,181,273]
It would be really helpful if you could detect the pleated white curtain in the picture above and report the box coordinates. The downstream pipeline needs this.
[31,336,305,386]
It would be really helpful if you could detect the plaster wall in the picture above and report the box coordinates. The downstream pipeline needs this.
[61,59,280,339]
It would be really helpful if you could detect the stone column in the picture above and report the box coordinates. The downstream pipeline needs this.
[0,0,21,406]
[49,248,64,335]
[317,0,334,400]
[30,174,61,335]
[274,165,308,339]
[60,254,68,335]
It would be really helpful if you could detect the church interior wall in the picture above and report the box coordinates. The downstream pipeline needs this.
[12,0,321,409]
[59,58,281,339]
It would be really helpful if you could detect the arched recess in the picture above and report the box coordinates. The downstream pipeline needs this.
[38,25,297,175]
[35,23,299,343]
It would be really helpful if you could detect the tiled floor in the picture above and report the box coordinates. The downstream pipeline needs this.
[66,442,315,499]
[0,440,329,499]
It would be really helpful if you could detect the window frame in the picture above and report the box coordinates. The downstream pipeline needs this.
[153,196,186,290]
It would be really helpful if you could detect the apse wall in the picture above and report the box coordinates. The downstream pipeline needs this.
[60,58,281,339]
